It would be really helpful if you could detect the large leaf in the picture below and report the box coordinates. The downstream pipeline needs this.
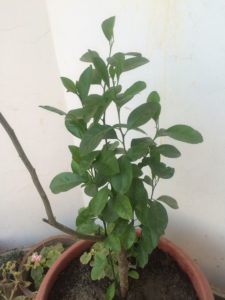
[101,16,115,42]
[113,194,133,220]
[157,144,181,158]
[91,53,109,87]
[65,110,86,139]
[89,187,110,216]
[116,81,146,107]
[157,195,179,209]
[39,105,66,116]
[60,77,77,93]
[77,65,93,101]
[94,149,119,176]
[123,56,149,72]
[127,102,160,129]
[111,156,133,194]
[50,172,83,194]
[80,124,117,156]
[158,125,203,144]
[147,201,168,235]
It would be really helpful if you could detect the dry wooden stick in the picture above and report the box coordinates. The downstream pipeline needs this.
[0,112,102,242]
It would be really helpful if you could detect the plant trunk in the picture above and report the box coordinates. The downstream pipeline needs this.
[118,248,129,299]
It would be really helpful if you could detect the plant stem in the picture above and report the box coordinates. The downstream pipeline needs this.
[118,248,129,299]
[0,112,103,242]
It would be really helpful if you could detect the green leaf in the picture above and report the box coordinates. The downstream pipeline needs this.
[116,81,146,107]
[127,102,160,129]
[107,53,125,78]
[60,77,77,93]
[65,110,86,139]
[128,270,139,279]
[147,91,160,103]
[106,282,116,300]
[50,172,83,194]
[147,201,168,235]
[157,195,179,209]
[113,194,133,220]
[84,184,98,197]
[127,143,149,161]
[91,53,109,87]
[151,161,175,179]
[111,156,133,194]
[89,187,110,216]
[157,144,181,158]
[113,123,147,135]
[31,266,44,289]
[143,175,152,186]
[77,65,93,101]
[132,164,143,178]
[76,207,94,226]
[39,105,66,116]
[80,124,117,156]
[101,16,115,42]
[158,124,203,144]
[80,50,99,62]
[104,234,121,252]
[101,199,119,223]
[123,56,149,72]
[131,137,154,147]
[94,150,119,176]
[91,252,107,280]
[80,251,92,264]
[122,224,136,249]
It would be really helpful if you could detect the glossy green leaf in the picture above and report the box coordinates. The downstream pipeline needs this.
[80,124,117,156]
[143,175,152,186]
[60,77,77,93]
[113,194,133,220]
[127,143,149,161]
[84,183,98,197]
[76,207,94,226]
[104,234,121,252]
[77,65,93,101]
[158,124,203,144]
[101,16,115,42]
[147,201,168,235]
[101,199,119,223]
[123,56,149,72]
[147,91,160,103]
[151,161,175,179]
[89,186,110,216]
[50,172,83,194]
[116,81,146,107]
[94,150,119,176]
[122,224,136,249]
[80,50,99,62]
[157,144,181,158]
[128,270,139,279]
[65,110,86,139]
[106,282,116,300]
[91,53,109,87]
[111,156,133,194]
[127,102,160,129]
[39,105,66,116]
[157,195,179,209]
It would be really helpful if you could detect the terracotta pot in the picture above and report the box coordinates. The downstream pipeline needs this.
[36,235,214,300]
[19,235,75,299]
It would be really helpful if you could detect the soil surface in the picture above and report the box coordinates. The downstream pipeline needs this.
[49,248,198,300]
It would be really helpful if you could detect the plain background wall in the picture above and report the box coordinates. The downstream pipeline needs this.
[46,0,225,291]
[0,0,83,248]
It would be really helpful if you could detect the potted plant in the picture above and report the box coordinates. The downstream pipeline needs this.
[0,16,214,300]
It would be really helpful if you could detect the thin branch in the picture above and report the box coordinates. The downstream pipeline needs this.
[0,112,103,242]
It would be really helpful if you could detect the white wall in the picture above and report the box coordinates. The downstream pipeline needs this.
[46,0,225,291]
[0,0,83,248]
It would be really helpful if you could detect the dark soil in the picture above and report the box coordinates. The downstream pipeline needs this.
[49,248,198,300]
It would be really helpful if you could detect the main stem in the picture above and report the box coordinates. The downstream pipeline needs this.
[0,112,102,242]
[118,248,129,299]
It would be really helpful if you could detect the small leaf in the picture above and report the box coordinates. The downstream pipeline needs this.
[116,81,146,107]
[80,50,99,62]
[143,175,152,186]
[114,194,133,220]
[65,110,86,139]
[39,105,66,116]
[157,195,179,209]
[123,56,149,72]
[101,16,115,42]
[158,124,203,144]
[106,282,116,300]
[127,102,160,129]
[50,172,83,194]
[89,187,110,216]
[157,144,181,158]
[60,77,77,93]
[147,91,160,103]
[80,251,92,264]
[91,252,107,280]
[128,270,139,279]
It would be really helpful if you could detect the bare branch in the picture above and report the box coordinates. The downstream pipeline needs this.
[0,112,102,242]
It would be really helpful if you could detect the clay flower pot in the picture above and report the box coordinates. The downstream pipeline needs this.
[36,236,214,300]
[19,235,75,299]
